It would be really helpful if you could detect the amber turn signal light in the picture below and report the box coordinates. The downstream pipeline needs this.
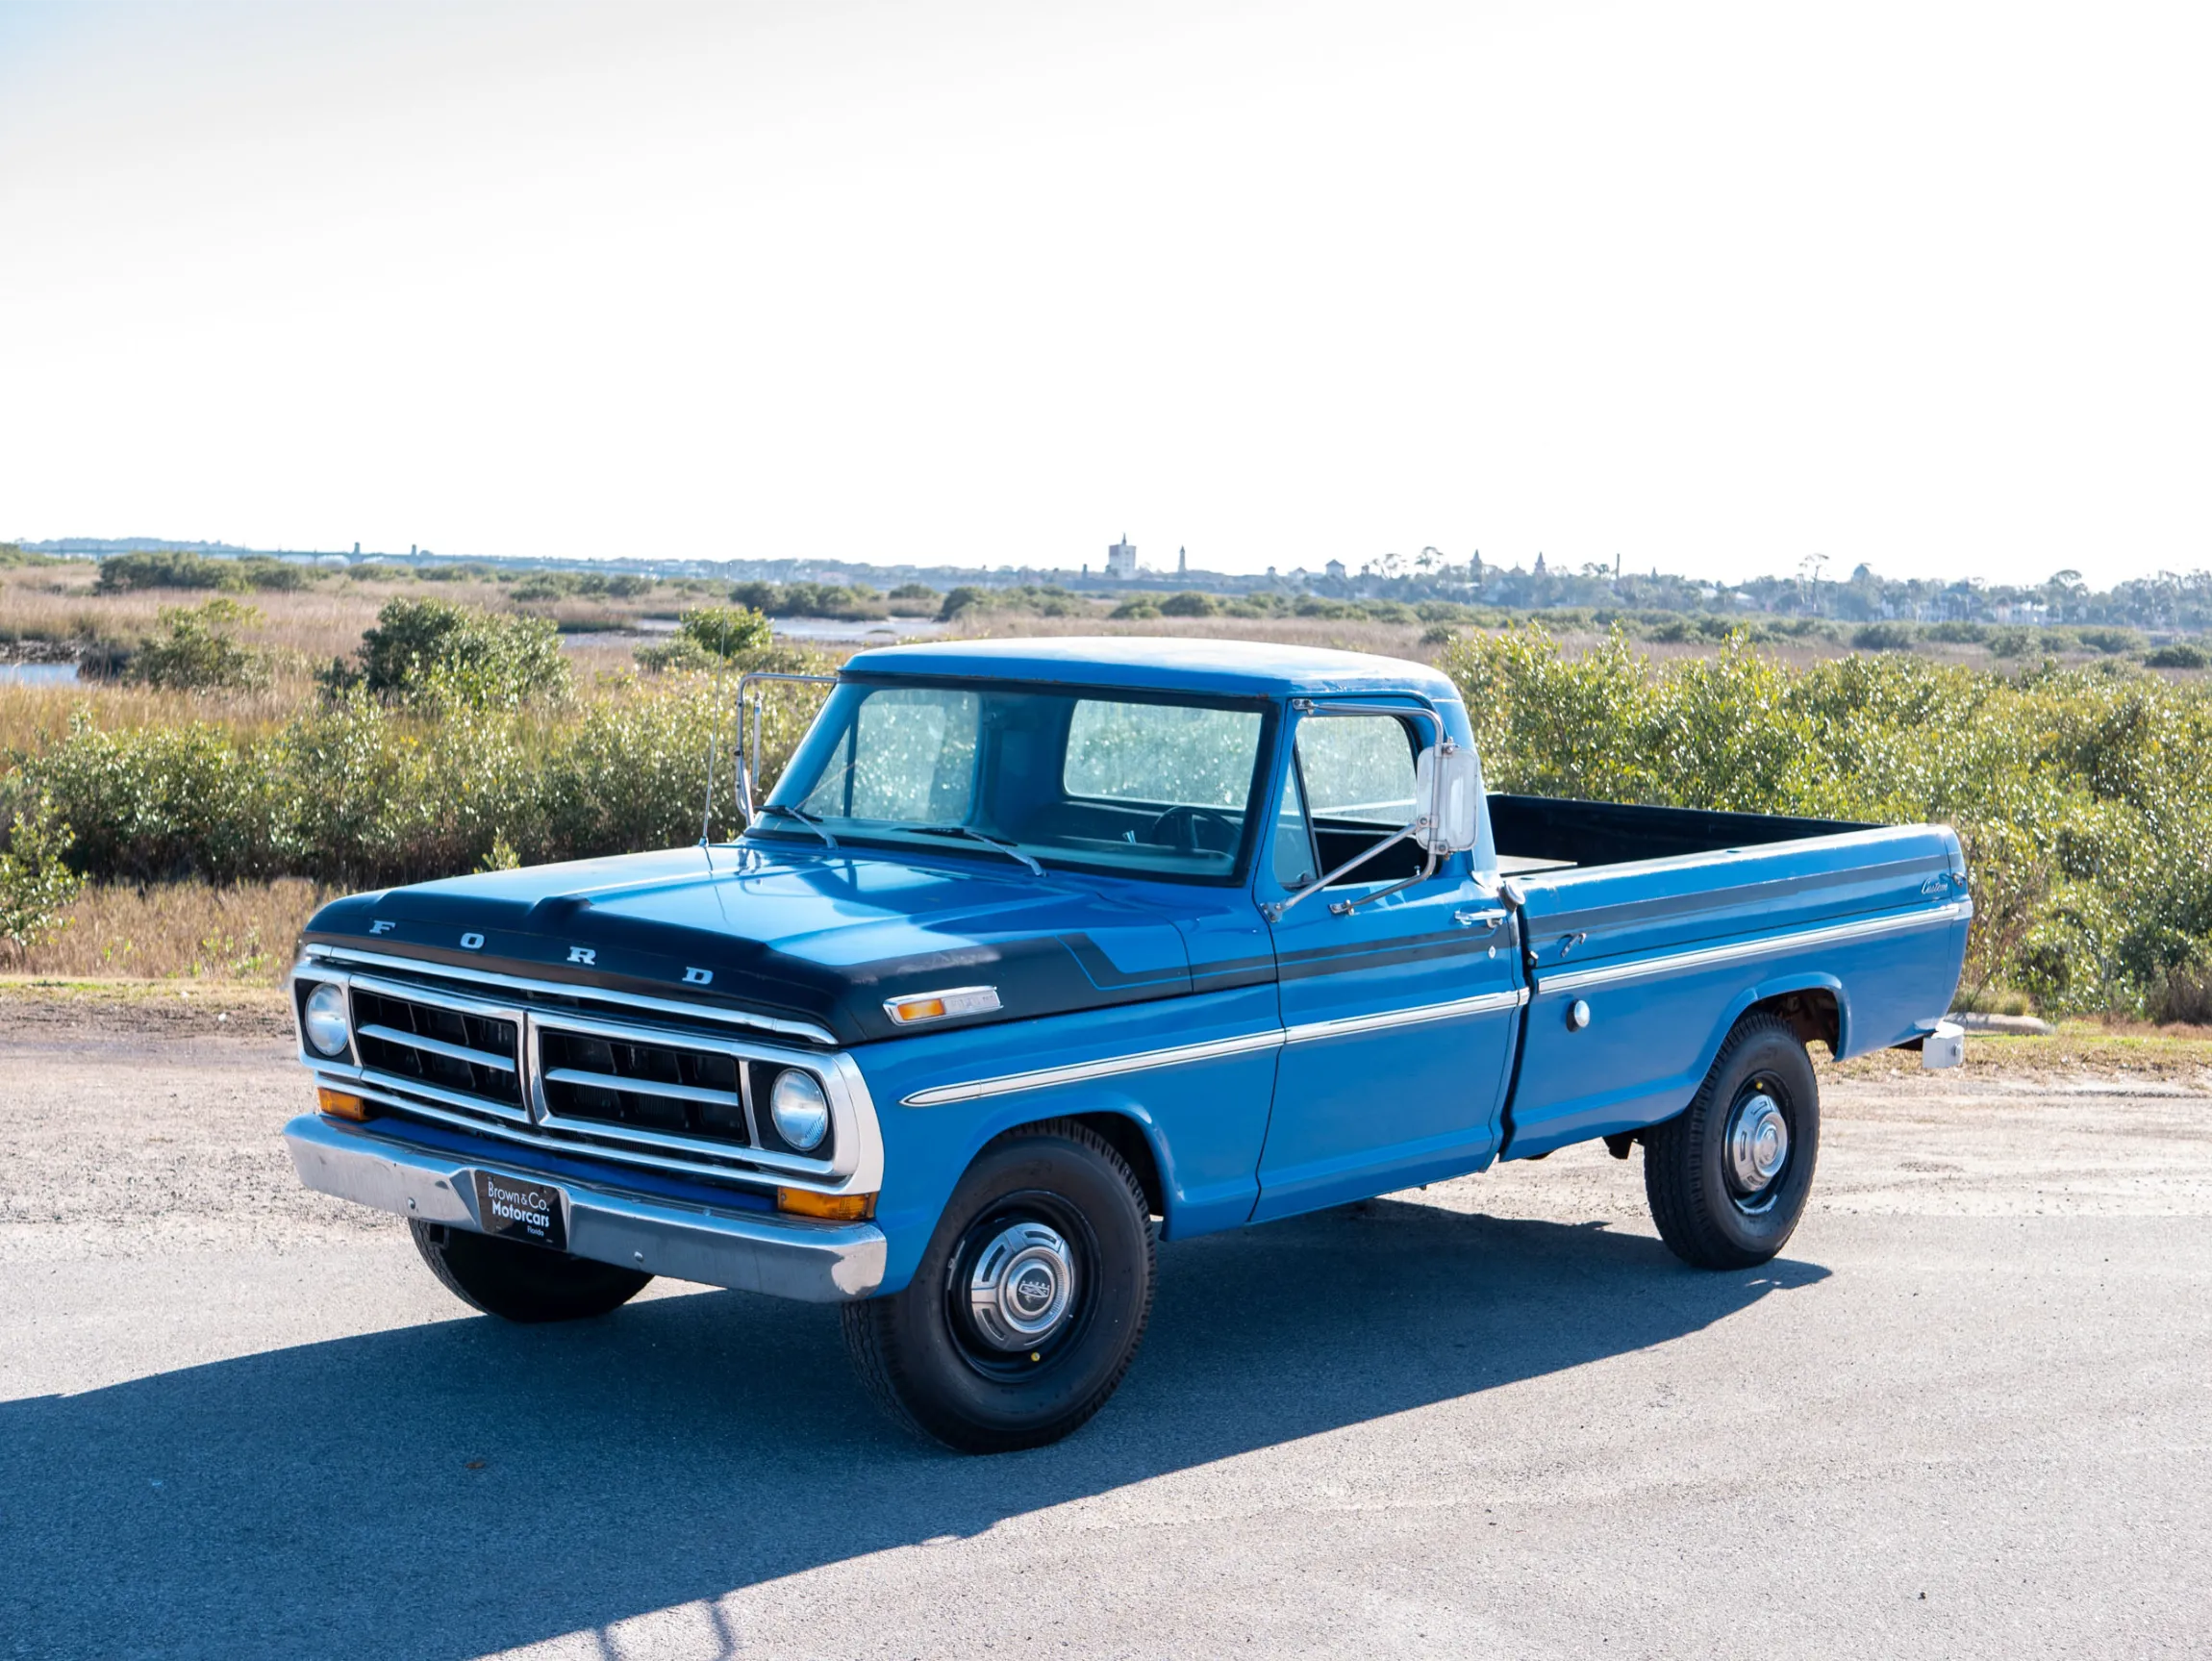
[317,1086,373,1121]
[776,1188,876,1221]
[888,996,947,1023]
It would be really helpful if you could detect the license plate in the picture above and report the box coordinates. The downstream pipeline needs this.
[473,1170,567,1251]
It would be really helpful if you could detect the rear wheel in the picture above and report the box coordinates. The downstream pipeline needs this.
[842,1120,1154,1453]
[1644,1012,1820,1269]
[410,1220,653,1322]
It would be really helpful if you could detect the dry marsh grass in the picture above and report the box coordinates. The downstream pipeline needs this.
[17,879,328,985]
[0,565,692,675]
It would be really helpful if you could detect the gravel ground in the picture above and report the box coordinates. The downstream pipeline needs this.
[2,1020,2208,1660]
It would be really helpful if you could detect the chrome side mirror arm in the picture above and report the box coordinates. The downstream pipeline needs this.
[732,670,839,825]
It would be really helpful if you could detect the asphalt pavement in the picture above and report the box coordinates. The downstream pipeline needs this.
[2,1029,2207,1659]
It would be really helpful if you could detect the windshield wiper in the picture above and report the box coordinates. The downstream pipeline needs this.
[893,824,1044,876]
[752,802,838,848]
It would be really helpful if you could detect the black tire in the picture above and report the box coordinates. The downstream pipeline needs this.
[410,1219,653,1322]
[1644,1011,1820,1270]
[841,1120,1155,1453]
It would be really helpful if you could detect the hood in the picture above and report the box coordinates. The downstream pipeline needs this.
[301,843,1199,1046]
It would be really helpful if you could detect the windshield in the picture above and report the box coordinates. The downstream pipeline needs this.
[758,679,1274,881]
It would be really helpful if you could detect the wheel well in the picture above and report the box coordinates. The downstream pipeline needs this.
[1068,1112,1166,1219]
[1753,988,1840,1058]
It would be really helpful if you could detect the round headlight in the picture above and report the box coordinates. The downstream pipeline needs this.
[768,1069,831,1152]
[302,982,350,1058]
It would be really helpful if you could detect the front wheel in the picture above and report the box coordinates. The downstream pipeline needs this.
[410,1220,653,1322]
[842,1120,1155,1453]
[1643,1012,1820,1269]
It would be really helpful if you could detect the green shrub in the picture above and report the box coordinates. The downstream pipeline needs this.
[234,557,311,591]
[96,550,232,592]
[128,598,270,692]
[727,580,878,618]
[635,606,773,672]
[2146,641,2211,669]
[890,582,938,601]
[1110,598,1163,620]
[938,586,989,621]
[1925,620,1990,644]
[0,794,87,958]
[351,598,569,709]
[1159,591,1217,617]
[1988,625,2041,659]
[95,550,307,592]
[1850,621,1918,651]
[2076,626,2144,656]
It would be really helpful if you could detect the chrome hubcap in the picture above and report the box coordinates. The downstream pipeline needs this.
[966,1221,1076,1349]
[1728,1093,1790,1191]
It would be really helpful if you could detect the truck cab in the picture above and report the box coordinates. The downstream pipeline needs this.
[285,638,1969,1450]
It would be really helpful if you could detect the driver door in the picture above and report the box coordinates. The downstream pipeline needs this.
[1252,705,1521,1221]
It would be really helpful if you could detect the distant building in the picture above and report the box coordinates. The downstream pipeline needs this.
[1533,552,1547,575]
[1177,545,1188,575]
[1106,535,1138,580]
[1323,559,1346,581]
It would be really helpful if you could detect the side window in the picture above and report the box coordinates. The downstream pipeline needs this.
[1270,765,1317,889]
[1295,715,1418,826]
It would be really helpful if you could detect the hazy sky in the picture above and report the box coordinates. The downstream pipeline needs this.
[2,1,2206,586]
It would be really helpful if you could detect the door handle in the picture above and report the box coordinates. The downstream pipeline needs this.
[1454,909,1506,930]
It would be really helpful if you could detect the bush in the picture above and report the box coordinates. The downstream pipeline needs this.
[727,580,878,618]
[1925,621,1990,644]
[939,586,989,621]
[351,598,569,709]
[2144,642,2209,669]
[1159,591,1217,617]
[12,658,834,889]
[128,598,271,692]
[94,550,308,592]
[234,557,310,591]
[889,583,938,601]
[635,606,773,672]
[1850,621,1918,652]
[0,794,87,959]
[2076,626,2144,656]
[1988,626,2041,659]
[1110,598,1162,620]
[96,551,232,592]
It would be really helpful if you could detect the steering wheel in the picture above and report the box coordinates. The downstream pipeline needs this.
[1147,805,1239,857]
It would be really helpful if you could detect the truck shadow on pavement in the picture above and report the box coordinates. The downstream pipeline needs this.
[3,1201,1825,1660]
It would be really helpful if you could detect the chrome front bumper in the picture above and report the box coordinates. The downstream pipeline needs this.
[284,1114,888,1302]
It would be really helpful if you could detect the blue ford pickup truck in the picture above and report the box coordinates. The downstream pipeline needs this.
[284,638,1970,1450]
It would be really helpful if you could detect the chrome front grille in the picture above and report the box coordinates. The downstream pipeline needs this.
[347,980,526,1120]
[538,1024,752,1146]
[292,951,881,1195]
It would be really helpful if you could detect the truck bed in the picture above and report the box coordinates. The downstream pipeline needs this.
[1491,796,1970,1160]
[1489,794,1874,869]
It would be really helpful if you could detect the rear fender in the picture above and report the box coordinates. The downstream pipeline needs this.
[1664,971,1848,1125]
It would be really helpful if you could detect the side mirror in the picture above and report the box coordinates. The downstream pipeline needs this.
[1414,742,1483,853]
